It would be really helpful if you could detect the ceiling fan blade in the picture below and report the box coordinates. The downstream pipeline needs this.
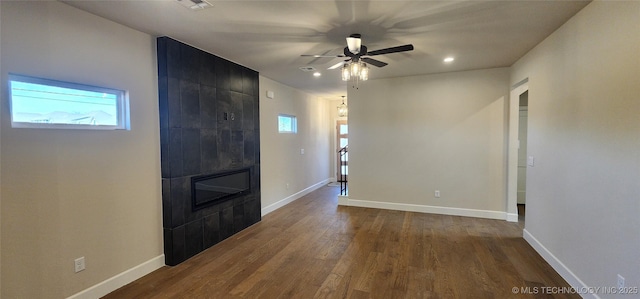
[301,54,345,58]
[361,57,388,67]
[367,44,414,56]
[328,60,350,70]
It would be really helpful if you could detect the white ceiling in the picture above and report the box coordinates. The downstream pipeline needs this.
[63,0,590,99]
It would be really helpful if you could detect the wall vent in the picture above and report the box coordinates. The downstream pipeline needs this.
[299,66,317,72]
[176,0,213,10]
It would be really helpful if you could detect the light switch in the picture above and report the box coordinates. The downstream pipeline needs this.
[300,149,305,155]
[527,156,535,167]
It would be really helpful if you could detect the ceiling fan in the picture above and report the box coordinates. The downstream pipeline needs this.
[302,33,414,70]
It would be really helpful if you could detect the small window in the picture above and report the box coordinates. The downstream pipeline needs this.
[8,74,129,130]
[278,114,297,133]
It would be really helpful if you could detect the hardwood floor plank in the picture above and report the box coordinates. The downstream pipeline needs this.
[102,186,579,299]
[353,252,381,292]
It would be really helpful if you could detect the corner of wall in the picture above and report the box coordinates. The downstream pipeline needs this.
[523,230,597,299]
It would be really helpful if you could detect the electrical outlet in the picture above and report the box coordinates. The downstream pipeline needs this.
[617,274,625,289]
[435,190,441,198]
[74,257,85,273]
[300,149,305,155]
[286,183,290,190]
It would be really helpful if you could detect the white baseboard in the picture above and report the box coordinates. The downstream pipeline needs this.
[338,197,507,220]
[523,229,597,299]
[506,213,519,222]
[261,178,330,216]
[66,254,165,299]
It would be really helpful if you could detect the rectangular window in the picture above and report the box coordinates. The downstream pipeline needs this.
[278,114,297,133]
[8,73,129,130]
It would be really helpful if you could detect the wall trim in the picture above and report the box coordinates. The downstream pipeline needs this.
[511,78,529,90]
[339,197,507,220]
[261,178,331,216]
[66,254,165,299]
[523,229,597,299]
[506,213,519,222]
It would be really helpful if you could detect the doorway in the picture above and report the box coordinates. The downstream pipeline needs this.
[517,91,529,221]
[507,81,529,222]
[336,120,348,182]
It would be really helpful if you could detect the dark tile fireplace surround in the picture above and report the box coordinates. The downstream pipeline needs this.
[158,37,261,266]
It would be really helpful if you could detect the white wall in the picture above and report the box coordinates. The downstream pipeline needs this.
[346,68,510,218]
[511,1,640,295]
[0,2,163,298]
[259,76,331,214]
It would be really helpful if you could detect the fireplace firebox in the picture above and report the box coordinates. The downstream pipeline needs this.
[191,168,251,210]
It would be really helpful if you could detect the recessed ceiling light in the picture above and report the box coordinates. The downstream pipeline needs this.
[313,72,321,77]
[444,57,455,63]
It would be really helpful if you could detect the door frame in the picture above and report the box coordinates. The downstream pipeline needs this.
[507,80,529,222]
[336,119,348,182]
[331,116,348,182]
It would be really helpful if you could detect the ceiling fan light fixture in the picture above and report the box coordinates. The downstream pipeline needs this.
[341,61,368,88]
[350,61,360,76]
[342,61,368,87]
[341,64,351,81]
[359,63,369,81]
[303,34,413,88]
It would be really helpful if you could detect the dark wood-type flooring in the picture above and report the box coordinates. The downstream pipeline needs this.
[104,186,577,298]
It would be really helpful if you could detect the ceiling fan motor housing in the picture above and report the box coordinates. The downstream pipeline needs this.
[344,45,367,58]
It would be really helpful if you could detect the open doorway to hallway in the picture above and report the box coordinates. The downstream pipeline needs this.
[507,80,529,223]
[336,120,348,195]
[517,91,529,222]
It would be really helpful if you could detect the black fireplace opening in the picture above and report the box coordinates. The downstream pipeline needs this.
[192,168,251,210]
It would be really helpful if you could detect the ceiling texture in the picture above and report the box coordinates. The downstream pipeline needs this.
[63,0,590,99]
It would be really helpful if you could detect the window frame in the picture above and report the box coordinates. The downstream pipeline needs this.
[8,73,130,130]
[277,114,297,134]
